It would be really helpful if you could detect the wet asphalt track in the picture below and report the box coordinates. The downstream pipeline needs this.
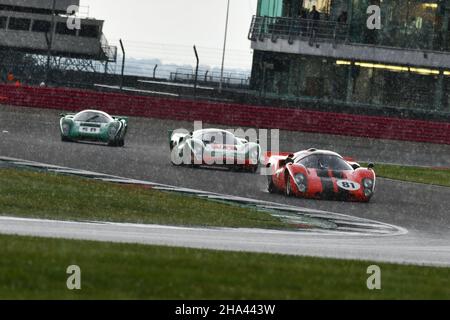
[0,105,449,265]
[1,217,449,266]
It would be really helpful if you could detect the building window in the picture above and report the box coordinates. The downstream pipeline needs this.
[302,0,332,15]
[32,20,51,33]
[349,0,441,50]
[8,18,31,31]
[79,25,100,38]
[56,22,77,35]
[0,16,6,29]
[258,0,284,17]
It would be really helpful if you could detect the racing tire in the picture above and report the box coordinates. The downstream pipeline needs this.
[171,158,184,167]
[118,139,125,147]
[268,177,276,194]
[249,165,259,174]
[170,143,183,166]
[61,135,70,142]
[190,152,200,169]
[231,166,244,172]
[171,156,183,167]
[108,140,117,147]
[285,175,293,197]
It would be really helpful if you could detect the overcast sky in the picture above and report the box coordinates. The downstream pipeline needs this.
[80,0,258,69]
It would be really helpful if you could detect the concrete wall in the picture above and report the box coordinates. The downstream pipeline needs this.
[1,84,449,144]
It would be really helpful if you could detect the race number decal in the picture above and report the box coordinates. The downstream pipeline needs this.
[80,127,100,134]
[337,180,361,191]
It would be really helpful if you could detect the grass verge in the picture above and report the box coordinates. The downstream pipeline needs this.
[0,234,448,299]
[0,168,288,229]
[362,163,450,187]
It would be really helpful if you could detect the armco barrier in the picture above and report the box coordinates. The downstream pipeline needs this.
[1,84,450,145]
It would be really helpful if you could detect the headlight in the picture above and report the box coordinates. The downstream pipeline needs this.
[108,125,118,137]
[294,174,306,185]
[190,142,203,155]
[363,179,374,189]
[195,145,203,155]
[294,174,307,193]
[62,123,70,135]
[248,148,259,164]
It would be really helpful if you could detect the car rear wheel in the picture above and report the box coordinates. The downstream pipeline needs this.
[61,135,70,142]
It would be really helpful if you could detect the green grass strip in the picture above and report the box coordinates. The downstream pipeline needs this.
[0,168,288,230]
[362,163,450,187]
[0,235,448,299]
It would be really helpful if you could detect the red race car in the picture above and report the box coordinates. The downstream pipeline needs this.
[266,149,376,202]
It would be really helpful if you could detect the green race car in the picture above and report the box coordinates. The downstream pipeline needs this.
[60,110,128,147]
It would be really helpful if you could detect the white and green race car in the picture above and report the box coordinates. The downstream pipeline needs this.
[60,110,128,147]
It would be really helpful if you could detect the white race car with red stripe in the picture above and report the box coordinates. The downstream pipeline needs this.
[169,129,261,173]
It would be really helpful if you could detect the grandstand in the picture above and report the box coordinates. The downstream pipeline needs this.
[249,0,450,111]
[0,0,117,83]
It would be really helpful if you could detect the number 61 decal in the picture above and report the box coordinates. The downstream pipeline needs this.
[337,180,361,191]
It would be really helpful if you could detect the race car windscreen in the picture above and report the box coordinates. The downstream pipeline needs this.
[74,112,111,123]
[296,155,353,171]
[194,131,241,146]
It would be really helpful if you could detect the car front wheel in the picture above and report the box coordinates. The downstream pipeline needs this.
[286,175,293,197]
[268,177,276,193]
